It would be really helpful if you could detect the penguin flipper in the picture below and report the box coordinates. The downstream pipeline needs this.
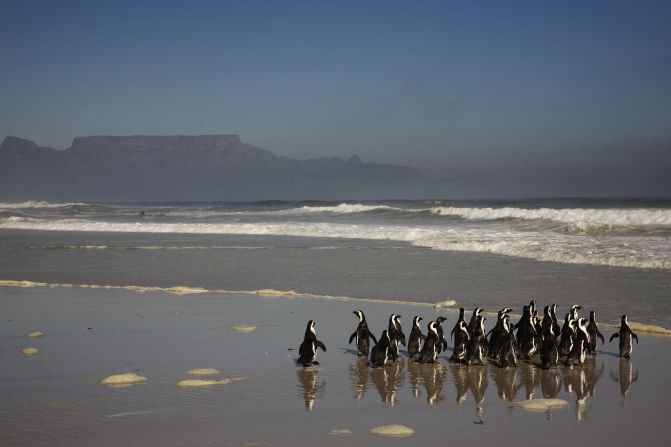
[316,340,327,352]
[420,334,427,341]
[609,333,619,342]
[368,331,378,345]
[348,332,357,344]
[597,331,605,345]
[442,338,448,351]
[633,333,639,344]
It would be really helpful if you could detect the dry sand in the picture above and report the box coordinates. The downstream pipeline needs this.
[1,285,670,446]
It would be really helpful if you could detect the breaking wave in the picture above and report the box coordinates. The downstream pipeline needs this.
[1,217,669,270]
[0,201,87,209]
[429,206,671,226]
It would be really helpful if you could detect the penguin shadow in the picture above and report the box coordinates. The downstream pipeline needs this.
[348,356,370,400]
[341,347,362,356]
[296,367,326,412]
[406,359,446,404]
[610,357,638,400]
[370,359,405,406]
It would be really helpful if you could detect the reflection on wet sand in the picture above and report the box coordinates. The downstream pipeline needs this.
[490,363,517,401]
[563,358,604,420]
[348,357,369,400]
[539,368,562,398]
[296,368,326,411]
[514,362,540,400]
[610,358,638,399]
[340,354,610,416]
[370,359,404,406]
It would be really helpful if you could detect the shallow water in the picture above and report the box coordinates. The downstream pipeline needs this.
[1,229,670,328]
[0,286,669,446]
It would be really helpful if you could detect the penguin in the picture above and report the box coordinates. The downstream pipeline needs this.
[407,316,426,359]
[541,305,553,337]
[586,310,605,355]
[348,310,378,356]
[487,308,512,358]
[449,319,470,364]
[565,318,590,367]
[550,304,561,336]
[495,317,518,368]
[417,321,440,364]
[450,308,466,340]
[467,307,484,335]
[434,316,449,353]
[558,315,575,358]
[609,315,639,358]
[297,320,327,366]
[370,330,391,368]
[387,314,406,362]
[540,320,559,369]
[570,304,582,321]
[516,305,537,360]
[466,315,486,366]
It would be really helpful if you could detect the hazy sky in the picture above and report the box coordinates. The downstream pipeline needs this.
[1,0,670,196]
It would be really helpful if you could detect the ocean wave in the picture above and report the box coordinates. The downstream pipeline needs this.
[430,206,671,226]
[1,217,669,270]
[0,201,88,209]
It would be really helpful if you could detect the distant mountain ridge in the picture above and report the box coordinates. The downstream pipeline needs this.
[0,135,432,201]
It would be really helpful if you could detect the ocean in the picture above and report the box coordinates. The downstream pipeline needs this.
[1,198,670,328]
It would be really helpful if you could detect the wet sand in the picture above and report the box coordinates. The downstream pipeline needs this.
[1,285,670,446]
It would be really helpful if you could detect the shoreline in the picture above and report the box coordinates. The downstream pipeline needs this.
[1,278,669,336]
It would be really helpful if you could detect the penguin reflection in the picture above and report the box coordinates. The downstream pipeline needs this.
[423,362,447,404]
[514,361,540,400]
[490,363,517,401]
[348,356,369,400]
[539,368,562,398]
[584,357,604,397]
[562,366,589,420]
[610,358,638,397]
[296,367,326,411]
[449,364,469,404]
[370,358,404,406]
[407,359,423,398]
[467,364,488,417]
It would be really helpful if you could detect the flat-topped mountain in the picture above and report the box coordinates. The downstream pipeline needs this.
[0,135,431,201]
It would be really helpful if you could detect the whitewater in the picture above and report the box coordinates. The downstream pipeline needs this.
[1,199,670,270]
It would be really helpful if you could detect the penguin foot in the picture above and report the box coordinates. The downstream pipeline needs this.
[312,361,320,366]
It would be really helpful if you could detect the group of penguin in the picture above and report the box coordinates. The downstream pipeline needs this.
[297,301,639,369]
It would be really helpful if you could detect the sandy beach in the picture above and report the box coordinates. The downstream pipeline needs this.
[1,284,669,446]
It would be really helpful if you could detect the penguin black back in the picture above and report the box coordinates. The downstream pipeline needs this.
[348,310,377,356]
[298,320,327,366]
[609,315,639,358]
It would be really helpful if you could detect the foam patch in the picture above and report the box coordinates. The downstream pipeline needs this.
[21,347,40,355]
[256,289,299,298]
[517,398,568,412]
[230,325,257,333]
[434,299,457,308]
[329,429,352,435]
[27,331,44,337]
[177,378,245,388]
[100,373,148,387]
[187,368,221,375]
[370,425,415,437]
